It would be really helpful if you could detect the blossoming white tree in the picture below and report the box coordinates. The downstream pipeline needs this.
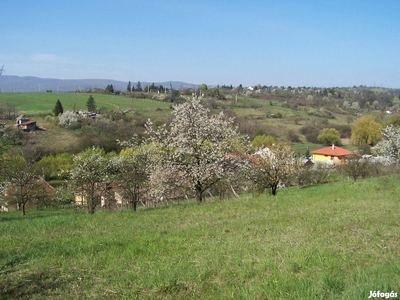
[251,144,301,195]
[68,147,111,213]
[145,98,247,202]
[375,125,400,164]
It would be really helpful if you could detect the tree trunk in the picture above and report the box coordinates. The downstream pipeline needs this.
[271,183,278,196]
[196,190,203,202]
[88,197,96,214]
[195,181,203,202]
[21,203,26,216]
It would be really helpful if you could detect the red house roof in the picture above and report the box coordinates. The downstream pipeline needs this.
[311,145,355,157]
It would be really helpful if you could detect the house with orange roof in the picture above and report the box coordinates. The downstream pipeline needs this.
[311,145,356,165]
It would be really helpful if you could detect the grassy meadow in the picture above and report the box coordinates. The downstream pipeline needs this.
[1,175,399,299]
[0,92,358,148]
[0,92,171,116]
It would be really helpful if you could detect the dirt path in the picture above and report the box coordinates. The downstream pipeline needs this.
[96,101,120,110]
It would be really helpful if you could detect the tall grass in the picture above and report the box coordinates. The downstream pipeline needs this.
[1,173,400,299]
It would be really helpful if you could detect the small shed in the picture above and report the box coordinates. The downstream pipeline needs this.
[18,120,37,131]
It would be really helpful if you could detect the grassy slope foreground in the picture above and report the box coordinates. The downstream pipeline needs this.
[1,176,400,299]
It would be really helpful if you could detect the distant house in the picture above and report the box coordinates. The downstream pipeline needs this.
[312,145,356,165]
[18,120,37,131]
[386,107,395,114]
[16,115,30,125]
[16,115,37,131]
[74,181,127,209]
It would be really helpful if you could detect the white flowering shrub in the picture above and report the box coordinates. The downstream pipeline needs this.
[59,111,78,128]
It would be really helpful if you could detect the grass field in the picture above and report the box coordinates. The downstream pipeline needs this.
[0,92,171,116]
[1,175,399,299]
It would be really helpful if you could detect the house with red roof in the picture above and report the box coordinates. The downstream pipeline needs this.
[311,145,356,165]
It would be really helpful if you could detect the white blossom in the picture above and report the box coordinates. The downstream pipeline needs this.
[375,125,400,164]
[145,97,248,202]
[59,111,78,128]
[251,144,301,195]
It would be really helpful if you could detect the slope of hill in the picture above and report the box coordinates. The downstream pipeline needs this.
[1,175,399,299]
[0,75,197,92]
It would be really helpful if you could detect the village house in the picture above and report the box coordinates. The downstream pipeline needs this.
[74,181,128,209]
[311,144,357,165]
[16,115,37,131]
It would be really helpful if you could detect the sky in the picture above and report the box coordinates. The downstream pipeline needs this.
[1,0,399,88]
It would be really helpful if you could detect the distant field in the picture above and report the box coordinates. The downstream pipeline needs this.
[0,92,359,150]
[1,175,399,299]
[0,92,171,116]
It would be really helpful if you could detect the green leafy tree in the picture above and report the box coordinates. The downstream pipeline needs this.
[86,94,96,112]
[317,128,341,145]
[127,81,132,92]
[112,139,152,211]
[383,115,400,128]
[251,134,276,148]
[170,89,181,102]
[254,128,265,137]
[136,81,142,91]
[53,99,64,116]
[351,115,381,145]
[105,84,114,94]
[199,83,208,94]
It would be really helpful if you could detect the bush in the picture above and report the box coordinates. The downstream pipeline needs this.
[332,125,352,139]
[317,128,341,145]
[59,111,79,128]
[287,130,301,143]
[300,125,320,143]
[339,157,371,181]
[298,163,331,186]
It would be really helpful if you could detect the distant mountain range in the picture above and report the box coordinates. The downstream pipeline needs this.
[0,75,198,93]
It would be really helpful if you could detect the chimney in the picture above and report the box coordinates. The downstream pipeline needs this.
[332,144,335,150]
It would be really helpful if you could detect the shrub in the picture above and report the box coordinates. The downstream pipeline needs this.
[287,130,301,143]
[332,125,352,139]
[59,111,79,128]
[317,128,341,145]
[300,125,320,143]
[251,134,277,148]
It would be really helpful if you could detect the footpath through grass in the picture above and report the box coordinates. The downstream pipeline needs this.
[1,175,399,299]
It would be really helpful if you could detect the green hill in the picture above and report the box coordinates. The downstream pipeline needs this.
[0,92,171,115]
[1,175,399,299]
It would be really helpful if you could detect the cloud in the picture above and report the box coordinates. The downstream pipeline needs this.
[31,54,66,64]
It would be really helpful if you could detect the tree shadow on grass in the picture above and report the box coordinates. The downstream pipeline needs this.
[0,268,73,299]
